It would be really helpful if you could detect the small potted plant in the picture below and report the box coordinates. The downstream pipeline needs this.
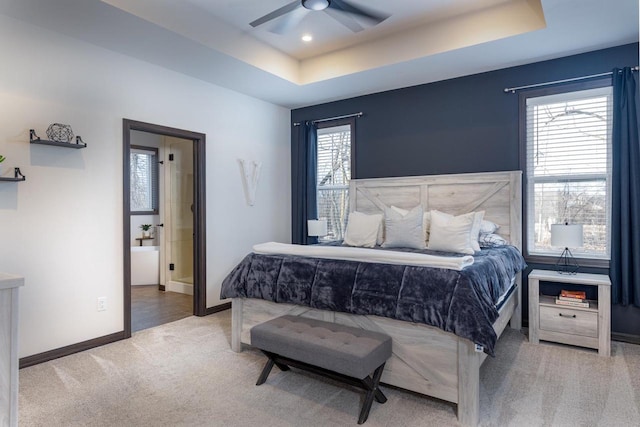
[0,155,5,175]
[140,224,152,238]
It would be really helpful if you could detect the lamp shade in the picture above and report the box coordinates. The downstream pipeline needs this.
[550,224,583,248]
[307,219,328,237]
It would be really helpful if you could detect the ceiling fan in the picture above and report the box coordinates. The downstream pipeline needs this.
[249,0,390,34]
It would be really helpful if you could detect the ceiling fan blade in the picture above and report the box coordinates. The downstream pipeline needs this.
[270,7,310,34]
[323,8,364,33]
[329,0,390,25]
[250,0,301,28]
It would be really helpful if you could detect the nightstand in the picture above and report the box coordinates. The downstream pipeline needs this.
[528,269,611,356]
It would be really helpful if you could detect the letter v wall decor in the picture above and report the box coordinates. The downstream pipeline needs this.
[238,159,261,206]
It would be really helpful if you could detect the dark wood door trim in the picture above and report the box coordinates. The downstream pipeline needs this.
[123,119,207,339]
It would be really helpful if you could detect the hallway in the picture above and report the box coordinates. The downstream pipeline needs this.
[131,285,192,333]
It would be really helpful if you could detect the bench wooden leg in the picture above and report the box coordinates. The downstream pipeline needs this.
[372,382,387,404]
[257,351,291,386]
[262,350,290,372]
[361,376,387,404]
[256,358,275,386]
[255,351,388,424]
[358,363,386,425]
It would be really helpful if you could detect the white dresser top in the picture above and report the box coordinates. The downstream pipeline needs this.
[0,272,24,290]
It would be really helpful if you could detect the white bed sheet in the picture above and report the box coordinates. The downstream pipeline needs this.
[252,242,474,271]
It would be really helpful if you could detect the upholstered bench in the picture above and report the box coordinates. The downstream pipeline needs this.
[251,315,392,424]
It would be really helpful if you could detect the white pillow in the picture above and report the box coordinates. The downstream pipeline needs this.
[427,210,484,252]
[390,205,409,216]
[480,219,499,234]
[390,205,431,242]
[376,216,384,246]
[470,212,485,252]
[428,210,483,254]
[382,205,426,249]
[343,211,383,248]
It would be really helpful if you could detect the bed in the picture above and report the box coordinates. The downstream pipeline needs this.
[222,171,523,426]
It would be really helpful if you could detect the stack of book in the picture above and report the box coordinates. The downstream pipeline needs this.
[555,289,589,307]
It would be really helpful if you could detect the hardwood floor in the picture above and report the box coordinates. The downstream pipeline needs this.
[131,285,193,333]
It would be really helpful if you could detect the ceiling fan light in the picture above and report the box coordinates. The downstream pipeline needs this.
[302,0,330,11]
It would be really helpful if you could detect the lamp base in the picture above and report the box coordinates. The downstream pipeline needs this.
[555,248,579,274]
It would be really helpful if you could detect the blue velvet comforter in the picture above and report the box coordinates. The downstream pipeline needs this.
[220,245,526,356]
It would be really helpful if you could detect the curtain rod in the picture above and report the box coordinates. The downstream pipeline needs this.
[293,112,363,126]
[503,66,639,94]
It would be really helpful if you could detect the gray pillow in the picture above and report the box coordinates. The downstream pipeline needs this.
[382,205,426,249]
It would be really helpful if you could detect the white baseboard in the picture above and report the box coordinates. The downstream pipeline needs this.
[166,281,193,295]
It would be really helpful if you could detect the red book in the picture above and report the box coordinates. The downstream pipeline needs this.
[560,289,586,300]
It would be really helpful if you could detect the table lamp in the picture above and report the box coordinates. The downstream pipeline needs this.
[550,223,583,274]
[307,219,328,238]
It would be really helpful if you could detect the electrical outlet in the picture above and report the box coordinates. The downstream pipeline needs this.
[97,297,107,312]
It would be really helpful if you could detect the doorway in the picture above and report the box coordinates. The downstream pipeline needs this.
[123,119,207,338]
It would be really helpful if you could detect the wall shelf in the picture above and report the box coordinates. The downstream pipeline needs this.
[30,129,87,149]
[0,167,26,182]
[135,237,155,246]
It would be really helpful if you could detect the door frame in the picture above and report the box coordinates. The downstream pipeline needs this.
[123,119,207,338]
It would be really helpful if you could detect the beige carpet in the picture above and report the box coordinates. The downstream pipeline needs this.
[19,310,640,426]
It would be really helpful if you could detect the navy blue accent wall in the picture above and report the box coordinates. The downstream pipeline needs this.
[293,44,637,180]
[292,43,640,338]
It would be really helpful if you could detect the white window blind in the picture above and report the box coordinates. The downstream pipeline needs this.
[317,124,351,241]
[130,147,159,213]
[526,86,612,259]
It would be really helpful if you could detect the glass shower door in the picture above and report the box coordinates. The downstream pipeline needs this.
[166,137,194,293]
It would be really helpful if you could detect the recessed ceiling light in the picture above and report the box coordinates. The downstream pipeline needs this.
[301,34,313,42]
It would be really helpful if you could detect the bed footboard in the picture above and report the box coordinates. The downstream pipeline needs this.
[230,284,519,427]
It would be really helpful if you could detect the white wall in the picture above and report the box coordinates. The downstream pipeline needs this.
[0,13,291,358]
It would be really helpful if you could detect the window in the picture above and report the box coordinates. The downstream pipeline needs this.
[130,145,159,214]
[524,84,612,260]
[316,121,353,241]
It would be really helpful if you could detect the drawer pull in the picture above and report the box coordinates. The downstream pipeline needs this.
[558,313,577,318]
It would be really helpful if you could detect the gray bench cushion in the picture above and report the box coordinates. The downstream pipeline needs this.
[251,315,392,379]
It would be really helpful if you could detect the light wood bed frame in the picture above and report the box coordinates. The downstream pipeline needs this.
[230,171,522,426]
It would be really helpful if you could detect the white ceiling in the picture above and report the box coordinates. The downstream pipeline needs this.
[0,0,638,109]
[182,0,516,60]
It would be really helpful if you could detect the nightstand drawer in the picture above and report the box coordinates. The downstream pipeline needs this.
[539,305,597,337]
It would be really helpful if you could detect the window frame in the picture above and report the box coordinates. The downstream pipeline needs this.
[130,144,159,215]
[519,78,612,268]
[316,117,356,242]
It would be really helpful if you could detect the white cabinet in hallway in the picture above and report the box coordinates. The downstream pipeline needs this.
[0,272,23,427]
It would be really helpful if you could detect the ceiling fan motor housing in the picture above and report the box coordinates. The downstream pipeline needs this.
[302,0,331,11]
[250,0,388,32]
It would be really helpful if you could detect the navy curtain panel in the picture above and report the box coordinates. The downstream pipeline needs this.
[611,67,640,307]
[291,121,318,245]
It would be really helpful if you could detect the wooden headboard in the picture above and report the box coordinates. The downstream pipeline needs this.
[349,171,522,250]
